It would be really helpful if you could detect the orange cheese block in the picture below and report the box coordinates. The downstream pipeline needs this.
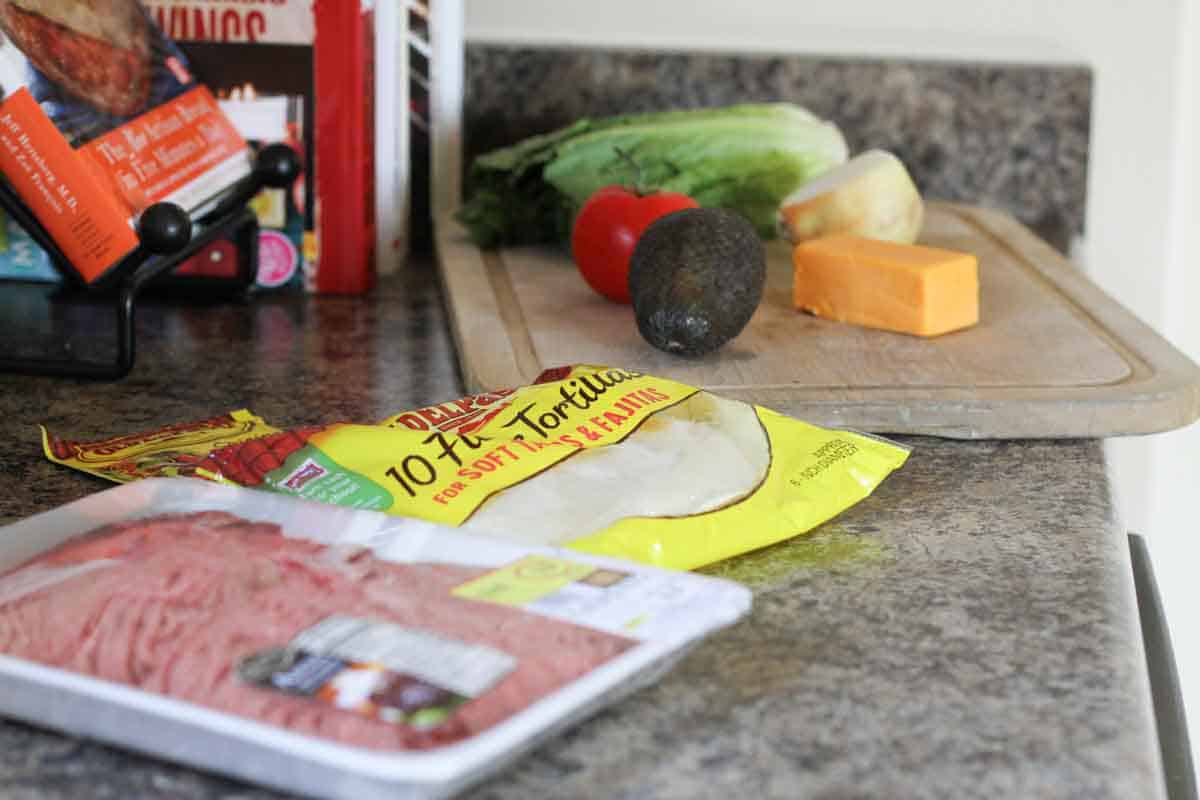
[792,234,979,337]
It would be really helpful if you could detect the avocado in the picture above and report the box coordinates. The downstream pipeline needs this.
[628,207,766,357]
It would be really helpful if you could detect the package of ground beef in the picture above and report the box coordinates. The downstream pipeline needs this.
[0,478,750,799]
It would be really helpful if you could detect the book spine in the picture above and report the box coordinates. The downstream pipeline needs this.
[0,90,140,284]
[313,0,375,294]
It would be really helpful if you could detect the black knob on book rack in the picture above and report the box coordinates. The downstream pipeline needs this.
[0,142,296,379]
[255,143,302,189]
[1,186,261,380]
[138,202,193,255]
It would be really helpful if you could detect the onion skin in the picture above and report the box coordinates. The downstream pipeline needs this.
[777,149,925,246]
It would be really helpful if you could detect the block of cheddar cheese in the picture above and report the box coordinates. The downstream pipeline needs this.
[792,234,979,337]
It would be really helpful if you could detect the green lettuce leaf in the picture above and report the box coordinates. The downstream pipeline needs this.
[456,104,848,248]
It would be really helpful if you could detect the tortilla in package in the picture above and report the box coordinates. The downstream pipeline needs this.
[43,366,910,571]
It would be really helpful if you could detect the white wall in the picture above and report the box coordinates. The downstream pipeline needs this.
[1145,0,1200,774]
[467,0,1199,769]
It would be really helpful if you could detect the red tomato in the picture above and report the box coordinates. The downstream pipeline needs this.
[570,186,698,304]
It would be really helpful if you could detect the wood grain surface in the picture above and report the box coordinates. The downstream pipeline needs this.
[435,203,1200,439]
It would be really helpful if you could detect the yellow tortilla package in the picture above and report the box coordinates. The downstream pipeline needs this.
[43,366,909,570]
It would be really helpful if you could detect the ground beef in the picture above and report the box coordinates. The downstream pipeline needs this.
[0,511,635,750]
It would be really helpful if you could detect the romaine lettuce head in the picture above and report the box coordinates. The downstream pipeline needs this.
[458,103,848,246]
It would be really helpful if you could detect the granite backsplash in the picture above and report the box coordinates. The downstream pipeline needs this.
[461,46,1091,253]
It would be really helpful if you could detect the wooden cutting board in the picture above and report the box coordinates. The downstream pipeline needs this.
[434,203,1200,439]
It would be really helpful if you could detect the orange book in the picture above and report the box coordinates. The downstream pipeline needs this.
[0,0,251,285]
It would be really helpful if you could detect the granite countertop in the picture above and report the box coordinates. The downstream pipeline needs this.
[0,261,1166,799]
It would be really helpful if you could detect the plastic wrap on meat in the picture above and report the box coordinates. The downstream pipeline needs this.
[0,511,635,750]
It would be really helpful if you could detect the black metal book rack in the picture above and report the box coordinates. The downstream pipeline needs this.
[0,144,301,380]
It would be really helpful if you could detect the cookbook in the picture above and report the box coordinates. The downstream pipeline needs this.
[0,0,250,285]
[146,0,378,294]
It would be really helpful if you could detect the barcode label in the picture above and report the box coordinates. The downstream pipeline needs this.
[291,616,516,698]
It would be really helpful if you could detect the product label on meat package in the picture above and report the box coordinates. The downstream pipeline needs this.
[452,555,714,638]
[237,616,516,731]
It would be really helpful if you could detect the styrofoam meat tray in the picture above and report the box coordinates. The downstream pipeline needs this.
[0,478,751,799]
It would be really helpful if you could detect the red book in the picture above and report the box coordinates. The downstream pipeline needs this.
[313,0,375,294]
